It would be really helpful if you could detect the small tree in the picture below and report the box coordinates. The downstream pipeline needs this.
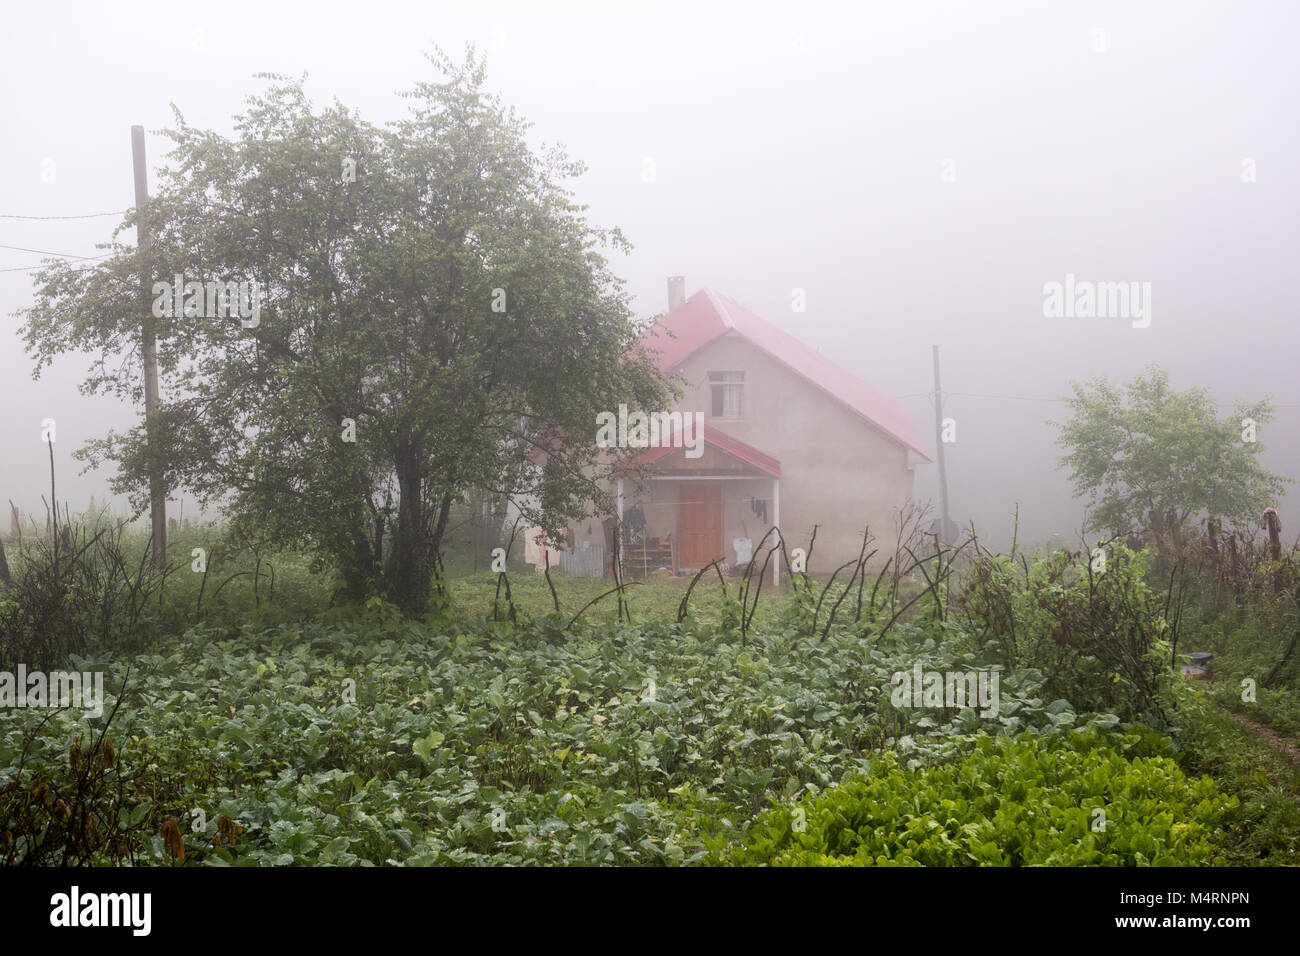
[1053,364,1287,565]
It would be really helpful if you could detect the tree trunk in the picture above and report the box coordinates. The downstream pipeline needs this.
[334,526,374,602]
[429,492,454,607]
[386,451,435,614]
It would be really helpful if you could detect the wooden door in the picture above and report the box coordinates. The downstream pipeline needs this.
[678,482,722,569]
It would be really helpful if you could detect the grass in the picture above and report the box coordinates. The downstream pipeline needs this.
[1175,687,1300,866]
[447,566,797,624]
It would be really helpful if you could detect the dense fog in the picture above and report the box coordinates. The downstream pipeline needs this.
[3,0,1296,548]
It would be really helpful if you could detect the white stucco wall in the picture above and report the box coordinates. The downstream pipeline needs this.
[666,333,919,571]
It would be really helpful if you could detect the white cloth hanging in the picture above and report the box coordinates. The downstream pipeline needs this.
[523,526,543,567]
[523,526,562,572]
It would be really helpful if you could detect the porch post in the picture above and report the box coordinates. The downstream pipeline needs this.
[615,478,624,580]
[772,477,780,587]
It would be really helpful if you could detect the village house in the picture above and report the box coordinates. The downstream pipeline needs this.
[557,278,931,582]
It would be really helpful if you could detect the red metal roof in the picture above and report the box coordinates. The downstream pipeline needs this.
[622,423,781,478]
[640,289,932,462]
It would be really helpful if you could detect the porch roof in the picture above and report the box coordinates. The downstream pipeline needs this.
[620,424,781,479]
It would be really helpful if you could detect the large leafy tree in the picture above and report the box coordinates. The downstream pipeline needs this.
[18,50,673,613]
[1053,364,1287,563]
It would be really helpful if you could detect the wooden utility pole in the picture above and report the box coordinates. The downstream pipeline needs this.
[932,345,951,545]
[132,125,166,568]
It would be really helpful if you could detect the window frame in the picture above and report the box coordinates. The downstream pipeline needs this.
[708,370,745,419]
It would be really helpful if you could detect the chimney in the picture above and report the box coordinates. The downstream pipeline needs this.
[667,276,686,313]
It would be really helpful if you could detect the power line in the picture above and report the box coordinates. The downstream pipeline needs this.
[0,242,108,260]
[0,260,108,273]
[0,241,112,272]
[899,389,1300,409]
[0,210,125,220]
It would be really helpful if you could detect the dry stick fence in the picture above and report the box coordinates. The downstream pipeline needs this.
[1176,509,1300,687]
[564,523,642,629]
[676,511,969,643]
[471,509,973,641]
[492,518,525,624]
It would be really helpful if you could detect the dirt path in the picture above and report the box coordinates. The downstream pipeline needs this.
[1224,710,1300,769]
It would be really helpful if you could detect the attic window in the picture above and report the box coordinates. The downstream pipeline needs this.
[709,370,744,418]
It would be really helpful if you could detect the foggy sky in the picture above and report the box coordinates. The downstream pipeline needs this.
[3,0,1297,549]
